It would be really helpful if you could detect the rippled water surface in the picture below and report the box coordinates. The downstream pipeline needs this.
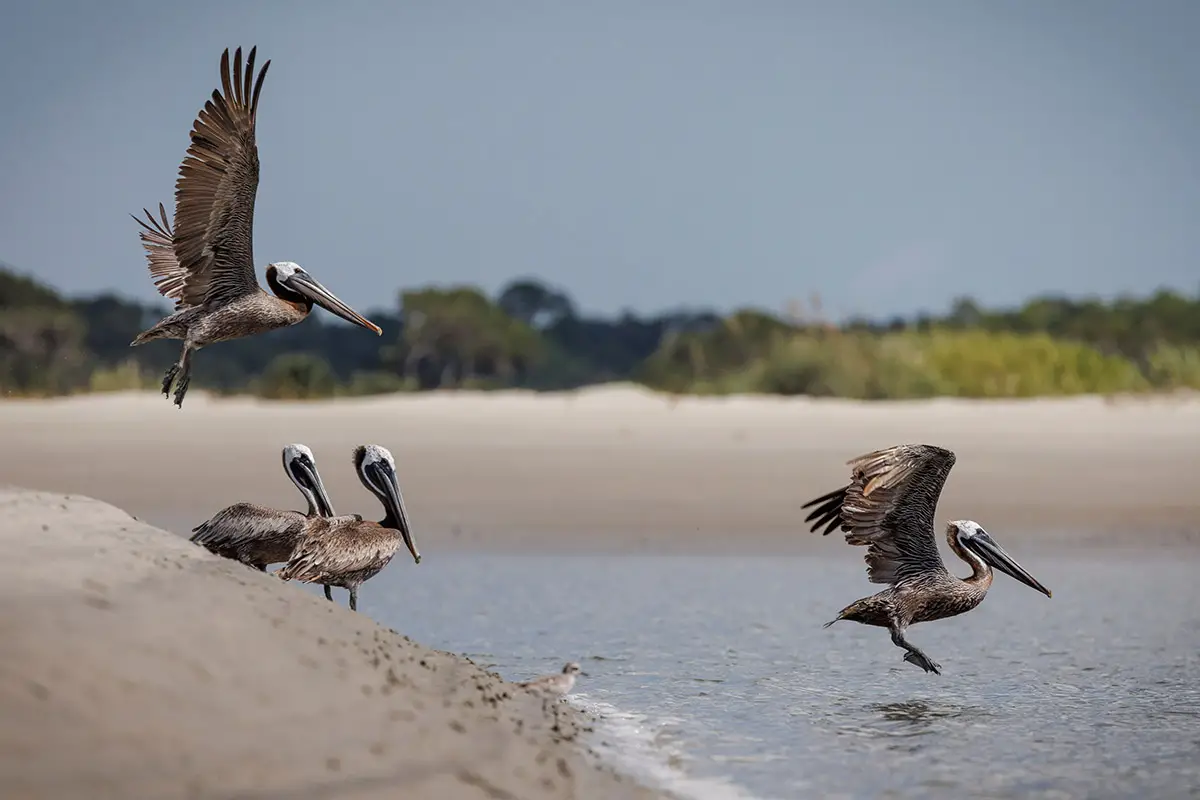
[330,551,1199,799]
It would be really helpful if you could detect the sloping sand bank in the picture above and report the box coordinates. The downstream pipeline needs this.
[1,387,1198,551]
[0,489,662,800]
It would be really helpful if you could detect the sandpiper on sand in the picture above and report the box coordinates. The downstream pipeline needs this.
[517,662,583,696]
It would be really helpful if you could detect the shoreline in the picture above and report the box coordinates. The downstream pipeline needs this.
[0,488,665,800]
[1,387,1197,551]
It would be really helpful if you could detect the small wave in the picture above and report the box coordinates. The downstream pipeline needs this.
[572,694,765,800]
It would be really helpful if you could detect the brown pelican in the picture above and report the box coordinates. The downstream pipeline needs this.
[130,47,381,408]
[801,444,1052,675]
[517,662,583,696]
[277,444,421,611]
[190,444,337,585]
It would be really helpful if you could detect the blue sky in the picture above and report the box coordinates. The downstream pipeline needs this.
[1,1,1196,320]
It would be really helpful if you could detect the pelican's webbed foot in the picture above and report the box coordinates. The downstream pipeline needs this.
[890,624,942,675]
[902,649,942,675]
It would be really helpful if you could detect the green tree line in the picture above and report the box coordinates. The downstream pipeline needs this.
[2,260,1198,400]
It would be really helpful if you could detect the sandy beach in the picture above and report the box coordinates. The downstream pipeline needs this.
[1,386,1198,552]
[0,487,662,800]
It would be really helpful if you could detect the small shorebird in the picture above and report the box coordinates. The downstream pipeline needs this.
[517,662,583,696]
[277,445,421,611]
[190,444,337,583]
[131,46,381,408]
[801,443,1052,675]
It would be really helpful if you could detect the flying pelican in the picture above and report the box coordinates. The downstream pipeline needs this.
[516,662,584,697]
[277,445,421,611]
[801,444,1052,675]
[190,444,338,584]
[130,47,381,408]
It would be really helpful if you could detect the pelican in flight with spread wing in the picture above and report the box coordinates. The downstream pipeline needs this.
[801,444,1052,675]
[131,47,381,407]
[278,445,421,611]
[190,444,337,581]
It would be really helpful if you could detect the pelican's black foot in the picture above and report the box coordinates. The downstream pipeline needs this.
[161,364,180,397]
[172,375,190,408]
[903,650,942,675]
[324,585,333,602]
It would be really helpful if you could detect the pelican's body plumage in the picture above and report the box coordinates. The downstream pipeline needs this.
[802,444,1052,675]
[131,47,381,408]
[278,445,421,611]
[190,444,336,571]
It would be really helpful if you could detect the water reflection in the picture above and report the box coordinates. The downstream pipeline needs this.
[868,700,990,728]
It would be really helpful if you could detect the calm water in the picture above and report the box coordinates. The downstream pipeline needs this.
[312,550,1199,799]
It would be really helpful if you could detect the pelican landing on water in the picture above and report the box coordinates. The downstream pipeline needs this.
[190,444,337,594]
[801,444,1052,675]
[131,47,381,408]
[278,445,421,611]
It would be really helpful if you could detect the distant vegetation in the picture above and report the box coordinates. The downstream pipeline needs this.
[2,259,1198,400]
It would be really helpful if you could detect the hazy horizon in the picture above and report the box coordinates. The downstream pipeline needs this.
[2,1,1197,321]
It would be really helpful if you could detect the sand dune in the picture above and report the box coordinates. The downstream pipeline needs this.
[0,488,661,800]
[1,387,1197,552]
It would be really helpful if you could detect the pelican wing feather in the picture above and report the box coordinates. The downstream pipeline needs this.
[276,518,391,585]
[132,202,185,299]
[190,502,306,555]
[157,46,271,309]
[801,444,957,586]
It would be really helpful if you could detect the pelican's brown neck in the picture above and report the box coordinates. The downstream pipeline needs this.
[947,525,992,587]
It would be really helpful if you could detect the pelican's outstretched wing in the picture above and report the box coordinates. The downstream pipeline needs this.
[158,46,271,309]
[801,444,956,585]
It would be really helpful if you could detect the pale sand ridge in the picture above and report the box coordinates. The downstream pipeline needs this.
[0,488,663,800]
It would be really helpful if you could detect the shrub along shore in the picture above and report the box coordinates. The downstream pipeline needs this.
[3,261,1199,399]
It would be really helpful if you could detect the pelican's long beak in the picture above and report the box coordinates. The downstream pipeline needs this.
[308,465,337,518]
[967,532,1052,598]
[284,272,383,335]
[371,462,421,565]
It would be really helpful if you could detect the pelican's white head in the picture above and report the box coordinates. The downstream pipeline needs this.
[949,519,985,544]
[355,444,396,485]
[268,261,305,280]
[281,442,335,517]
[283,442,316,464]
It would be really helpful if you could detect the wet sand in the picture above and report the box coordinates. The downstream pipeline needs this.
[1,386,1198,552]
[0,488,663,800]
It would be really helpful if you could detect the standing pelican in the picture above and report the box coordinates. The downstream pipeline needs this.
[130,47,381,408]
[190,444,338,580]
[801,444,1052,675]
[277,445,421,611]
